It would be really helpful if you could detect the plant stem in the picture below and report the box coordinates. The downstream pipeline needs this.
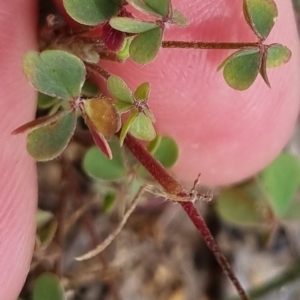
[122,133,250,300]
[162,41,260,50]
[85,62,110,80]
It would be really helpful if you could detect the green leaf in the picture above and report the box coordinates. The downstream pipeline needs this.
[36,209,54,229]
[117,37,134,61]
[37,219,58,247]
[37,93,60,109]
[219,49,261,90]
[147,134,162,153]
[23,50,86,99]
[83,98,121,140]
[126,0,161,16]
[171,9,189,26]
[27,111,76,161]
[144,0,170,17]
[130,112,156,141]
[134,82,150,100]
[119,109,139,146]
[153,136,179,168]
[109,17,159,33]
[281,200,300,222]
[107,76,134,105]
[81,80,100,97]
[243,0,278,40]
[103,192,117,212]
[33,273,64,300]
[130,27,163,64]
[260,153,300,217]
[63,0,122,25]
[267,44,292,68]
[83,141,127,180]
[216,181,270,227]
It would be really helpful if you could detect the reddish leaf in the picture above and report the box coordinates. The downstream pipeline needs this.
[102,22,125,52]
[12,110,72,134]
[86,121,113,159]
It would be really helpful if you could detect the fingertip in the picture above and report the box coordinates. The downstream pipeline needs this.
[0,0,38,299]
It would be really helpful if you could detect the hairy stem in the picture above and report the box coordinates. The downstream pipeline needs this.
[162,41,260,50]
[122,133,250,300]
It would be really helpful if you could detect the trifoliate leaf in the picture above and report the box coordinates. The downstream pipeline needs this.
[107,75,134,105]
[267,44,292,68]
[134,82,150,100]
[23,50,86,99]
[243,0,278,40]
[219,49,261,90]
[260,153,300,218]
[152,136,179,168]
[171,9,189,26]
[83,141,126,180]
[109,17,159,33]
[144,0,170,17]
[63,0,122,25]
[83,98,120,140]
[130,112,156,141]
[26,111,76,161]
[130,27,163,64]
[33,273,64,300]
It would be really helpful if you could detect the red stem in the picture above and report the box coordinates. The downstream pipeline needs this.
[123,133,250,300]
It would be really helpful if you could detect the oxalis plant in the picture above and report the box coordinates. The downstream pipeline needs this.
[13,0,292,299]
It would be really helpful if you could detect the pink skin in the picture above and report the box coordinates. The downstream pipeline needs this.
[0,0,299,299]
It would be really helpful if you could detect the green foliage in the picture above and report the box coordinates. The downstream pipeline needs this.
[243,0,278,40]
[27,111,76,161]
[117,37,134,61]
[33,273,64,300]
[63,0,122,25]
[217,153,300,227]
[261,153,300,217]
[151,136,179,168]
[107,76,156,144]
[219,49,261,90]
[143,0,170,17]
[83,140,127,180]
[267,44,292,68]
[81,80,101,97]
[217,181,270,227]
[107,75,134,111]
[103,192,117,212]
[171,9,189,26]
[128,111,156,141]
[37,93,60,109]
[23,50,86,99]
[109,17,159,33]
[126,0,162,17]
[129,27,163,64]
